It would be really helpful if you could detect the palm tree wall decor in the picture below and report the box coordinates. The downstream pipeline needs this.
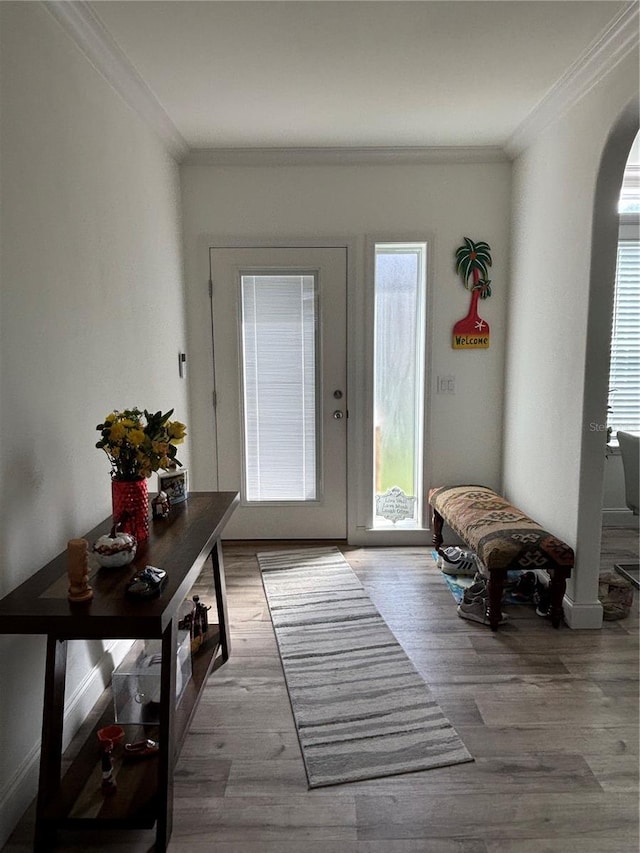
[452,237,492,349]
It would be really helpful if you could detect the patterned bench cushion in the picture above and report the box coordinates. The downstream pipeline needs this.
[428,485,574,573]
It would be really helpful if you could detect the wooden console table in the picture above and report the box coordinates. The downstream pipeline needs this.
[0,491,238,851]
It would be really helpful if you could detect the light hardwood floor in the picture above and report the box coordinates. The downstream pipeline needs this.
[3,534,638,852]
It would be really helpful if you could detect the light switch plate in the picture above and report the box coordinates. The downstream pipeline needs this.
[437,375,455,394]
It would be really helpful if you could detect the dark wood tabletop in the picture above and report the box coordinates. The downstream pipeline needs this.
[0,491,239,640]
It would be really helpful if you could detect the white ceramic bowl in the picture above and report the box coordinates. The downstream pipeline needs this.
[93,534,137,568]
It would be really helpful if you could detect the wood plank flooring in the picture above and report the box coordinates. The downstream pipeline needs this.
[3,534,638,852]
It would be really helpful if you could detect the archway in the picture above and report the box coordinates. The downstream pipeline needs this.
[573,98,639,627]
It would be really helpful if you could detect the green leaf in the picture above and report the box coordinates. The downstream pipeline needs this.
[455,237,493,287]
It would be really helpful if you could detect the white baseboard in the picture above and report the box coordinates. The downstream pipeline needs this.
[0,745,40,851]
[62,639,134,748]
[562,595,604,629]
[0,638,133,848]
[602,509,639,528]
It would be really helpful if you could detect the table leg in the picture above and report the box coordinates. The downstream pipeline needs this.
[34,636,67,851]
[155,618,177,852]
[211,539,231,662]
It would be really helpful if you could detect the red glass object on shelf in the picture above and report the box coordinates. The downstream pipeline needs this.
[111,478,149,542]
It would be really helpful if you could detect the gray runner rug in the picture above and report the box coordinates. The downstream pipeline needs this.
[257,546,473,787]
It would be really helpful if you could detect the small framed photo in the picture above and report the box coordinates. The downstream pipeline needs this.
[158,468,188,504]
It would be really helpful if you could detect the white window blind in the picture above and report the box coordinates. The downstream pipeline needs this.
[608,237,640,435]
[619,164,640,213]
[240,273,318,502]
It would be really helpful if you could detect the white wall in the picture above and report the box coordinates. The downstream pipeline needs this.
[504,51,639,627]
[0,4,188,842]
[181,159,511,538]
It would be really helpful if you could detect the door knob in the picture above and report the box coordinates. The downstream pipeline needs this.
[333,410,344,420]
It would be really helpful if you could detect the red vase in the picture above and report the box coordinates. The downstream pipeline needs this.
[111,479,149,543]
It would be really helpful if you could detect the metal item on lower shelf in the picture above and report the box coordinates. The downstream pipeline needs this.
[112,630,192,724]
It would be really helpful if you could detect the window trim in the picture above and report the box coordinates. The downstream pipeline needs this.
[371,241,428,530]
[348,233,435,546]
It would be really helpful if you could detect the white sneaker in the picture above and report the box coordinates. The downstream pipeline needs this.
[457,598,508,626]
[462,577,488,604]
[438,547,478,576]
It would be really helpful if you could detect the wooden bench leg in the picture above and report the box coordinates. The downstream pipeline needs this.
[487,569,507,632]
[549,569,568,628]
[432,509,444,553]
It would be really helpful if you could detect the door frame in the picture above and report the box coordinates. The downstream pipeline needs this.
[349,232,437,547]
[199,233,435,546]
[205,236,358,540]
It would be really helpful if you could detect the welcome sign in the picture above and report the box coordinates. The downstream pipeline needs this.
[452,308,490,349]
[453,238,492,350]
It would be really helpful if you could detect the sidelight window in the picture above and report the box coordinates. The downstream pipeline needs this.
[372,243,427,528]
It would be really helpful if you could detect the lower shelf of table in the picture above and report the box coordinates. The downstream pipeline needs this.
[41,629,223,829]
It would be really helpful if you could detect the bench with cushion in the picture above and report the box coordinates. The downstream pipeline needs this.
[428,485,574,631]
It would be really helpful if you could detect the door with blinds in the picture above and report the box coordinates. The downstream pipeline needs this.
[210,247,348,539]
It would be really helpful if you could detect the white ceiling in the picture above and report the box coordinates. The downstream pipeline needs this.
[86,0,633,153]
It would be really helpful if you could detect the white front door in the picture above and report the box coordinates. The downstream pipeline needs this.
[210,246,348,539]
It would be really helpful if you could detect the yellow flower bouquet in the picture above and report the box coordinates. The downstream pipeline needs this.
[96,408,187,482]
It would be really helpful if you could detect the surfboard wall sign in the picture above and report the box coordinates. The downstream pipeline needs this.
[453,237,492,350]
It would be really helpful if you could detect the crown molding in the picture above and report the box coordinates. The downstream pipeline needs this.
[43,1,188,161]
[505,3,640,159]
[43,1,636,168]
[183,145,508,167]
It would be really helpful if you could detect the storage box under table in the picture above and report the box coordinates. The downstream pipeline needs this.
[113,630,192,725]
